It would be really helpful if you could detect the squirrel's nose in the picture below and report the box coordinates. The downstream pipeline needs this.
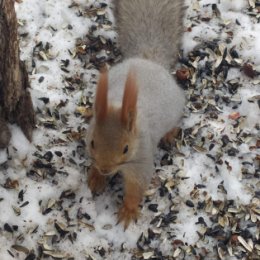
[100,168,110,175]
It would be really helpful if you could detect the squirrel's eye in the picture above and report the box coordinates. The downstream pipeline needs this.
[91,140,95,149]
[123,145,128,154]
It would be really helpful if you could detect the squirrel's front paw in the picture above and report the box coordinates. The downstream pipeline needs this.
[117,203,140,230]
[87,166,107,194]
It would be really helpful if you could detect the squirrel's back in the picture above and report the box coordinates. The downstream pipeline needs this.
[108,58,185,147]
[114,0,184,69]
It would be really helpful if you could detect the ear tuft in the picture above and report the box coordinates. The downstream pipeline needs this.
[95,70,108,122]
[121,69,138,131]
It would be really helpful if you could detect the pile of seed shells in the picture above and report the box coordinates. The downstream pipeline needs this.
[1,1,259,260]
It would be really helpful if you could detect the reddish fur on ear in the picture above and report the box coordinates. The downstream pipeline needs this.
[95,70,108,122]
[121,70,138,131]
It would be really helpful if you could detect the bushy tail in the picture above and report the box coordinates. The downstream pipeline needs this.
[114,0,184,69]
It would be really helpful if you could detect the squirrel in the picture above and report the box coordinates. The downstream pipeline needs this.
[86,0,185,229]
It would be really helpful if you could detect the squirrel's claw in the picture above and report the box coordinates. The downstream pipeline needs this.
[87,166,107,194]
[117,204,140,230]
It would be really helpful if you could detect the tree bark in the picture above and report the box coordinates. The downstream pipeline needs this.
[0,0,35,147]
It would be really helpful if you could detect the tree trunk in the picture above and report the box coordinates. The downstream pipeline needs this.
[0,0,35,148]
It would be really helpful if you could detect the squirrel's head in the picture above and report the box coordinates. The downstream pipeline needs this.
[87,69,138,175]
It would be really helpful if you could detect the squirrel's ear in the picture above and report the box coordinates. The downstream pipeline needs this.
[95,70,108,122]
[121,70,138,132]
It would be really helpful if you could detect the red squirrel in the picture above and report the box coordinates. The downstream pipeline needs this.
[86,0,185,229]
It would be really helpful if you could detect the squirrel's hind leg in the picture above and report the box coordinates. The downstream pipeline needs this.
[159,127,182,151]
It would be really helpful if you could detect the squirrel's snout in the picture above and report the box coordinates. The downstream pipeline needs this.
[99,167,113,175]
[94,161,115,175]
[100,169,109,174]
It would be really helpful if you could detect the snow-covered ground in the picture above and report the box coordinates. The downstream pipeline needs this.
[0,0,259,259]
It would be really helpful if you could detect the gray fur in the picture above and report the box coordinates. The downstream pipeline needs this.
[107,58,185,184]
[108,58,185,149]
[114,0,184,69]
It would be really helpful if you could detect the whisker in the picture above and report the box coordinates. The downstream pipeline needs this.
[119,157,148,167]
